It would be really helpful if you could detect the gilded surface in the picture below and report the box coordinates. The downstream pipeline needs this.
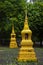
[18,12,37,61]
[10,25,18,48]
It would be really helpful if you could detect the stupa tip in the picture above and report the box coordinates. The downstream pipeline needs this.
[12,24,15,33]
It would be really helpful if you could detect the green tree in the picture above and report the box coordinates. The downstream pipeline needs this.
[27,2,43,46]
[33,0,43,2]
[0,0,27,38]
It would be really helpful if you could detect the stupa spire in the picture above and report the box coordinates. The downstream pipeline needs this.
[12,24,15,33]
[9,18,18,48]
[24,6,29,30]
[18,5,37,62]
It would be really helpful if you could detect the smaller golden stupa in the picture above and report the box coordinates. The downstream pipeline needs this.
[18,10,37,61]
[9,24,18,48]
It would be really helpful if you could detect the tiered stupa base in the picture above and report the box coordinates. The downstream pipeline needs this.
[18,47,37,61]
[18,40,37,61]
[10,38,17,48]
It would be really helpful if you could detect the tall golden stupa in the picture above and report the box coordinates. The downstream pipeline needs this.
[18,10,37,61]
[9,24,18,48]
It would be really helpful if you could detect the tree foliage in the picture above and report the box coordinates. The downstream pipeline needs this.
[33,0,43,2]
[0,0,43,44]
[27,2,43,46]
[0,0,26,38]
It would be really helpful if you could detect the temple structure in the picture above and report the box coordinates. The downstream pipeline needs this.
[9,24,18,48]
[18,10,37,61]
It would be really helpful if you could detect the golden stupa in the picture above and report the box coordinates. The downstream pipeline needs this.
[18,10,37,61]
[9,24,18,48]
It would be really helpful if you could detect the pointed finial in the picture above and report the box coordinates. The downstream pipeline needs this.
[25,5,27,21]
[10,17,15,33]
[25,5,28,23]
[12,23,15,33]
[24,5,29,30]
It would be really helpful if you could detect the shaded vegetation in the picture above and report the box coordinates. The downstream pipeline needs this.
[0,0,43,46]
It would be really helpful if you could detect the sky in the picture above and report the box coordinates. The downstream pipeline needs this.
[27,0,33,3]
[27,0,30,2]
